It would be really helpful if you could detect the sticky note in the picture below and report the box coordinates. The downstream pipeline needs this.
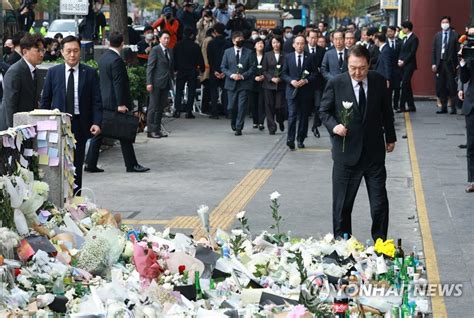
[48,148,58,158]
[49,157,59,167]
[19,155,29,168]
[37,120,57,131]
[2,136,10,148]
[49,132,59,143]
[37,147,48,155]
[21,128,30,139]
[15,136,21,150]
[27,127,37,138]
[37,140,48,148]
[39,155,49,165]
[37,131,47,140]
[23,149,33,157]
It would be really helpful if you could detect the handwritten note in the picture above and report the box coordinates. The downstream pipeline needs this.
[48,132,59,143]
[37,140,48,148]
[48,157,59,167]
[23,148,33,157]
[37,131,47,140]
[38,155,49,165]
[37,147,48,155]
[48,148,58,158]
[2,136,11,148]
[36,120,57,131]
[19,155,29,168]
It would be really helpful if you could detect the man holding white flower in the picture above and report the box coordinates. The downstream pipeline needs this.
[320,45,396,241]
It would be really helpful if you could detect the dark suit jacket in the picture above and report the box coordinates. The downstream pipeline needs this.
[460,60,474,116]
[387,38,403,59]
[173,38,205,73]
[262,51,285,91]
[99,49,132,111]
[0,58,38,130]
[367,41,380,69]
[283,38,295,54]
[221,46,256,91]
[207,35,231,76]
[320,71,396,166]
[321,48,348,81]
[40,63,102,138]
[281,51,316,99]
[431,29,459,68]
[375,44,396,81]
[6,51,22,65]
[309,46,326,91]
[146,45,174,90]
[399,33,419,70]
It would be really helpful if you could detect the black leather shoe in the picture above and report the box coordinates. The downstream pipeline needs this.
[84,166,104,173]
[297,142,305,148]
[269,131,276,135]
[209,115,219,119]
[459,144,467,149]
[436,109,448,114]
[126,164,150,173]
[185,113,195,119]
[450,108,457,115]
[231,124,236,131]
[158,131,168,138]
[312,127,320,138]
[408,107,416,112]
[147,132,161,138]
[279,122,285,132]
[235,130,242,136]
[259,124,265,131]
[287,140,295,151]
[253,124,258,129]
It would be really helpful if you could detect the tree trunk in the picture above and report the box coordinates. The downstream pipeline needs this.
[109,0,129,44]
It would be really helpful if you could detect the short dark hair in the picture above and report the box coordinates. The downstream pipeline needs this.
[401,21,413,31]
[440,16,451,23]
[293,25,305,35]
[61,35,81,49]
[109,32,124,48]
[54,33,63,40]
[44,37,53,46]
[158,30,170,39]
[20,33,45,51]
[253,37,264,46]
[366,27,378,36]
[308,29,319,37]
[319,21,328,28]
[348,44,370,64]
[214,23,225,35]
[374,32,386,42]
[283,26,292,32]
[271,35,283,47]
[388,25,397,32]
[144,25,153,33]
[12,31,26,46]
[231,31,243,40]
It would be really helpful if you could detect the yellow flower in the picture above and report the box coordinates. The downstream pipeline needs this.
[374,238,396,258]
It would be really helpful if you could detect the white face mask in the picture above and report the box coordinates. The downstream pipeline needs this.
[441,23,450,31]
[145,33,154,41]
[251,34,258,40]
[285,33,293,40]
[260,35,266,40]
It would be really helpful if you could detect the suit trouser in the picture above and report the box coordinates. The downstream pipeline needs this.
[210,77,227,116]
[148,85,169,133]
[71,116,86,195]
[227,89,248,131]
[264,89,285,133]
[175,70,198,113]
[392,76,401,110]
[312,89,323,129]
[466,112,474,182]
[399,66,416,110]
[287,93,311,143]
[436,60,457,109]
[85,135,138,170]
[332,156,389,241]
[201,79,211,114]
[249,87,265,125]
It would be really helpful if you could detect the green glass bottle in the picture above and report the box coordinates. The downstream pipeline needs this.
[395,239,405,265]
[401,284,410,318]
[195,271,204,300]
[406,253,415,278]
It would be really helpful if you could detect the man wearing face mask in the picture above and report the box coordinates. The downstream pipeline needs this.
[226,4,251,34]
[221,31,256,135]
[431,16,460,114]
[137,26,157,66]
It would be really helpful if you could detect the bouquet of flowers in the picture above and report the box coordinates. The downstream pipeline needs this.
[274,64,282,78]
[292,70,310,98]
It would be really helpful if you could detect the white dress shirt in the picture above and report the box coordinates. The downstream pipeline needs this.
[65,63,80,115]
[351,77,368,104]
[274,53,280,62]
[109,47,121,56]
[23,58,36,80]
[336,49,345,61]
[379,43,387,52]
[308,45,317,54]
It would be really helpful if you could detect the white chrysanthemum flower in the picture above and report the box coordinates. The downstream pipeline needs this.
[257,65,262,69]
[231,229,244,237]
[237,63,243,68]
[303,70,310,75]
[270,191,281,200]
[36,284,46,293]
[342,101,353,109]
[276,65,281,69]
[235,211,246,219]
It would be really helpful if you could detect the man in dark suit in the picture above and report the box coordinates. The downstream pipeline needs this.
[366,27,380,69]
[146,30,174,138]
[173,28,205,119]
[321,31,348,82]
[85,32,149,173]
[386,26,402,110]
[207,23,231,119]
[282,35,316,150]
[306,29,326,138]
[283,25,304,54]
[220,31,256,135]
[431,16,460,114]
[397,21,419,112]
[459,26,474,193]
[374,32,396,108]
[320,45,396,241]
[6,31,25,65]
[40,36,102,192]
[0,33,44,131]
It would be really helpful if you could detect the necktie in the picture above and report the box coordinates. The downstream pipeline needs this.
[164,48,169,62]
[442,31,448,59]
[236,50,240,64]
[338,52,343,69]
[66,68,75,115]
[311,47,315,54]
[390,40,394,49]
[358,81,366,116]
[297,55,302,71]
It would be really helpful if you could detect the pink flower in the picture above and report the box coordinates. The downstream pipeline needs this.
[288,305,307,318]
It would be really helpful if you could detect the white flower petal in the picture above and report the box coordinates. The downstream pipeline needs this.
[270,191,281,200]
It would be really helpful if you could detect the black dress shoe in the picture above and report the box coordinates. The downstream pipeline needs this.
[450,108,457,115]
[209,115,219,119]
[312,127,320,138]
[459,144,467,149]
[235,130,242,136]
[231,124,236,131]
[408,107,416,112]
[396,109,406,113]
[297,142,305,148]
[279,122,285,132]
[287,140,295,151]
[185,113,195,119]
[84,166,104,173]
[259,124,265,131]
[436,109,447,114]
[158,131,168,138]
[269,131,276,135]
[147,132,161,138]
[253,124,258,129]
[126,164,150,173]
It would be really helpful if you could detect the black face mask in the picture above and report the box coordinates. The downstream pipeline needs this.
[3,47,11,55]
[235,40,243,48]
